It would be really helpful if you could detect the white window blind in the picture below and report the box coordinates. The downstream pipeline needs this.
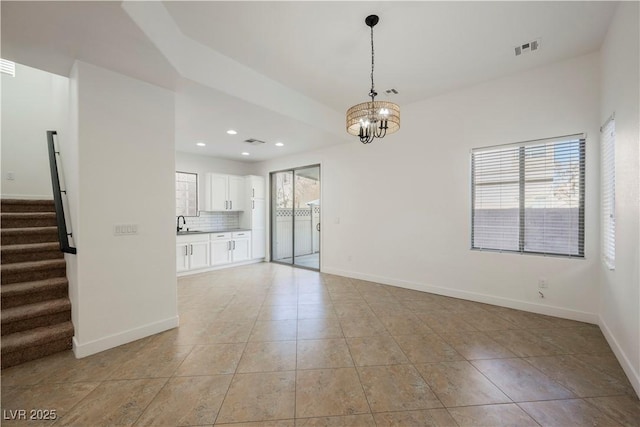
[471,134,585,257]
[601,116,615,270]
[176,172,198,217]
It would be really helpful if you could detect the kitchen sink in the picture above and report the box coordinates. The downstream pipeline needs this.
[176,229,207,235]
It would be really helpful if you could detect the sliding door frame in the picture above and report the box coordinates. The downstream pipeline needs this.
[269,164,321,272]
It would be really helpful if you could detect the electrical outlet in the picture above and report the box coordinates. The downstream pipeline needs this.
[114,224,138,236]
[538,278,548,289]
[6,172,15,181]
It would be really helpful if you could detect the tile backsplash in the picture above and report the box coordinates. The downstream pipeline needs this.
[182,211,239,231]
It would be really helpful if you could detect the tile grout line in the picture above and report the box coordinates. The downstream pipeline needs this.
[359,282,451,414]
[210,271,269,425]
[341,277,379,420]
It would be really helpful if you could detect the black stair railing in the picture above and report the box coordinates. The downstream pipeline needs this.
[46,130,77,254]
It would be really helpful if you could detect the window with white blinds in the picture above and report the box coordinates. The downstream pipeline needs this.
[601,116,615,270]
[176,172,198,217]
[471,134,585,257]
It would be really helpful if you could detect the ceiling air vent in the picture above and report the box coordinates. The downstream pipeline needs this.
[244,138,267,146]
[515,39,540,56]
[385,88,399,95]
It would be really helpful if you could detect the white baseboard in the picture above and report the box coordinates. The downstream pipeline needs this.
[72,315,179,358]
[323,267,598,324]
[599,315,640,398]
[1,194,53,200]
[177,259,264,277]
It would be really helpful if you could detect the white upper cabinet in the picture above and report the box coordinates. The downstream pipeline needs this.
[246,175,266,199]
[228,175,245,211]
[208,174,228,211]
[204,173,245,211]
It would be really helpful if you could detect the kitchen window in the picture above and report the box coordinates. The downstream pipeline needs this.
[176,171,198,217]
[471,134,585,258]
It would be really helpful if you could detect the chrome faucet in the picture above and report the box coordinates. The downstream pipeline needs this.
[177,215,186,232]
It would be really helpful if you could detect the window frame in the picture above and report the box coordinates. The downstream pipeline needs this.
[176,171,199,217]
[470,134,586,258]
[601,115,615,270]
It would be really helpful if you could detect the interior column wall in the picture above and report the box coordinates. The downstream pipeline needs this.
[70,61,178,357]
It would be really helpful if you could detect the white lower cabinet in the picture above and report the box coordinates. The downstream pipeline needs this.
[176,234,210,272]
[211,232,233,266]
[231,231,251,262]
[210,231,252,266]
[178,231,254,275]
[176,243,189,272]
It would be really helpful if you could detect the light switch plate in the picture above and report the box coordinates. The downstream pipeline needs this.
[114,224,138,236]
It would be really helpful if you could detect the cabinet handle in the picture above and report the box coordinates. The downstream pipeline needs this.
[230,200,232,210]
[252,200,254,209]
[190,245,193,255]
[184,246,188,256]
[252,188,255,197]
[225,200,228,210]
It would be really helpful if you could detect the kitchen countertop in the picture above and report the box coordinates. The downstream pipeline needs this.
[176,228,251,236]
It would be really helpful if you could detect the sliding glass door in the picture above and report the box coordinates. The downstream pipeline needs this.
[271,165,320,271]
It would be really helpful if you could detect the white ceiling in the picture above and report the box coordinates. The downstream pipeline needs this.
[1,1,618,162]
[164,1,616,112]
[174,79,343,160]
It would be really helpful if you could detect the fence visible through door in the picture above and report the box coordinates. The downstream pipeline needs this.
[270,165,320,270]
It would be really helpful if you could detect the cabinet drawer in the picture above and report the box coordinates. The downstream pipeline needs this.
[177,234,210,244]
[211,232,232,240]
[232,231,251,238]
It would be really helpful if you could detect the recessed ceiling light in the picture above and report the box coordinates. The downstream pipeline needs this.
[227,129,237,135]
[241,152,250,156]
[196,142,206,147]
[275,142,284,147]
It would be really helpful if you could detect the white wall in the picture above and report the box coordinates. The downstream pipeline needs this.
[175,151,257,213]
[258,52,602,322]
[69,61,178,357]
[599,1,640,396]
[1,63,68,199]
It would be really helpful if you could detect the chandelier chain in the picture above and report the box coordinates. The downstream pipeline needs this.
[370,24,375,99]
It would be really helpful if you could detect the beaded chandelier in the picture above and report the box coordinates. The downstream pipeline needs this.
[346,15,400,144]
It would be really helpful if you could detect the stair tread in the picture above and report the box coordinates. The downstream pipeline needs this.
[1,321,74,354]
[1,242,60,253]
[2,298,71,322]
[1,226,57,235]
[1,199,54,206]
[1,277,68,296]
[1,212,56,217]
[1,258,66,273]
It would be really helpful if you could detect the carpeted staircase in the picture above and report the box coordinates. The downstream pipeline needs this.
[1,199,74,368]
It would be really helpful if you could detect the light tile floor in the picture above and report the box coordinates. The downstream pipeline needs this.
[2,263,639,426]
